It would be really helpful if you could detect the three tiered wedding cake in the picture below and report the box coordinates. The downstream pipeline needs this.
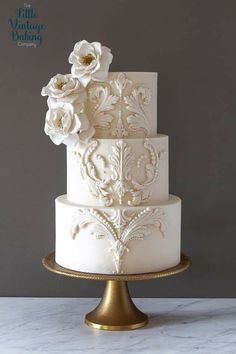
[42,40,181,274]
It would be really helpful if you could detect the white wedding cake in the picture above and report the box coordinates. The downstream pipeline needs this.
[42,40,181,274]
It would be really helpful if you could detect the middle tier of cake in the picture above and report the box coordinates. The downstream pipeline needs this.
[67,134,169,207]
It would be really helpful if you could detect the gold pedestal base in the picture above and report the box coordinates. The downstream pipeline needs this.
[85,280,148,330]
[42,253,192,331]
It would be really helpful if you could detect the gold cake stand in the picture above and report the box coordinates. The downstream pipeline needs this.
[42,252,191,331]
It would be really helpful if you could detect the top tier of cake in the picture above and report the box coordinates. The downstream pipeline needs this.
[84,72,158,139]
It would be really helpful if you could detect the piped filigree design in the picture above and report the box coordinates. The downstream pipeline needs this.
[124,86,151,135]
[112,114,128,138]
[77,140,113,206]
[71,207,167,273]
[130,139,161,206]
[88,85,119,130]
[74,138,164,206]
[109,140,135,204]
[87,73,152,137]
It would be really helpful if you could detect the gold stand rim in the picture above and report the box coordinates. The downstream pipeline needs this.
[42,253,191,331]
[42,252,191,281]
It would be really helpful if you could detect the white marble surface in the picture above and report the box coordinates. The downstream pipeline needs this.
[0,298,235,354]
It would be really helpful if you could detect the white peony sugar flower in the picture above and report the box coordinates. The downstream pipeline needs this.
[41,40,112,146]
[44,103,81,146]
[68,40,113,87]
[41,73,87,105]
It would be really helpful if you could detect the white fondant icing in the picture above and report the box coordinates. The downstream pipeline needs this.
[55,195,181,274]
[67,135,169,206]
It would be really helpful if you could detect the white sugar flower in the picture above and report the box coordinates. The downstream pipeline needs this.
[41,73,87,105]
[44,103,81,146]
[68,40,113,87]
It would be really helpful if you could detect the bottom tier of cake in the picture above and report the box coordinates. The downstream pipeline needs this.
[55,195,181,274]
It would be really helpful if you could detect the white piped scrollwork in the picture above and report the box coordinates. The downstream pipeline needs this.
[124,86,151,135]
[88,85,119,130]
[71,207,167,273]
[87,73,152,137]
[76,140,113,206]
[74,138,164,206]
[109,140,135,205]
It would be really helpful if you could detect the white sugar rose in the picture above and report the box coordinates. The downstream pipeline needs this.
[44,103,81,146]
[41,73,87,105]
[68,40,113,87]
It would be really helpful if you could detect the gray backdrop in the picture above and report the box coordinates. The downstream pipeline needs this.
[1,0,236,297]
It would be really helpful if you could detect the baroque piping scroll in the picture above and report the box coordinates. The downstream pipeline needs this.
[71,207,168,273]
[87,73,152,137]
[73,138,164,206]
